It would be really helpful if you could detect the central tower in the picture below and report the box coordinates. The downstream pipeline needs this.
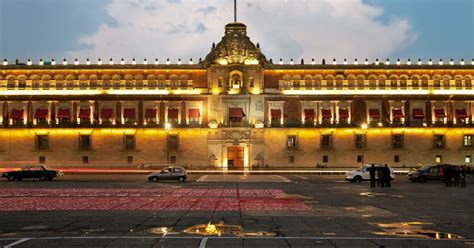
[203,22,268,66]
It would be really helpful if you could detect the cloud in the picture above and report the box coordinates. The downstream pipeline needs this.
[68,0,417,62]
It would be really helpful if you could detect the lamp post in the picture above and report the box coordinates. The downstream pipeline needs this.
[361,123,368,165]
[165,123,172,165]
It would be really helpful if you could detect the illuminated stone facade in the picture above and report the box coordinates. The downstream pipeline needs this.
[1,22,474,168]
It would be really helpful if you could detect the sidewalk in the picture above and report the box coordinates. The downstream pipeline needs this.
[0,166,412,175]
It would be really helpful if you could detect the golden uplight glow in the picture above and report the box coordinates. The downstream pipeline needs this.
[0,89,207,95]
[281,89,474,95]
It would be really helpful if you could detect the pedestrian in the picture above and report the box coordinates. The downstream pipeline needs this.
[369,164,376,188]
[383,164,391,188]
[453,166,460,187]
[377,168,383,187]
[445,165,452,187]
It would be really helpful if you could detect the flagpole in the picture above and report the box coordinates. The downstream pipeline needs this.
[234,0,237,22]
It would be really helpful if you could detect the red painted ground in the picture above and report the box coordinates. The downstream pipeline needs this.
[0,188,312,212]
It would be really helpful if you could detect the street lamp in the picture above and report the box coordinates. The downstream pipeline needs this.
[164,123,172,165]
[361,123,368,165]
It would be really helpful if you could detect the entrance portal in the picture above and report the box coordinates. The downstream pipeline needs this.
[227,146,244,169]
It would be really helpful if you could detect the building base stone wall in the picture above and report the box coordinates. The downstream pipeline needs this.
[0,128,473,169]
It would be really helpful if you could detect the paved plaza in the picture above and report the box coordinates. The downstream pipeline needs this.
[0,174,472,247]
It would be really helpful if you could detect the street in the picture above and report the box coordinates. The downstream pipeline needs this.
[0,174,472,247]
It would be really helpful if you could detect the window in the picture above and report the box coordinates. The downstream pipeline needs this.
[127,156,133,164]
[322,155,329,163]
[169,156,176,164]
[39,156,46,164]
[465,155,471,163]
[357,155,364,163]
[7,78,16,90]
[354,134,367,149]
[124,135,136,150]
[394,155,400,163]
[433,135,445,149]
[321,135,332,149]
[287,135,297,150]
[288,155,295,163]
[36,135,49,150]
[167,135,179,150]
[464,135,473,148]
[83,156,89,164]
[435,155,442,163]
[392,134,404,149]
[79,135,91,150]
[218,77,223,87]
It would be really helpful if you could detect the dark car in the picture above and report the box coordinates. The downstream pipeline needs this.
[408,164,458,183]
[2,166,63,181]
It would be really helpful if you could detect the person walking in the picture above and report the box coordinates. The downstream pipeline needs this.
[445,165,452,187]
[383,164,391,188]
[369,164,376,188]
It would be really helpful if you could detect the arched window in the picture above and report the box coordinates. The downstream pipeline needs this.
[147,75,157,89]
[378,76,385,89]
[18,76,27,90]
[326,77,334,89]
[125,75,134,89]
[90,75,98,89]
[66,75,75,90]
[411,76,419,89]
[102,75,111,89]
[79,75,88,90]
[31,76,40,90]
[465,77,472,89]
[356,76,364,90]
[400,76,407,89]
[335,77,343,89]
[135,75,144,89]
[314,76,321,89]
[170,75,179,88]
[304,75,312,88]
[347,76,355,90]
[442,77,450,89]
[180,75,188,88]
[455,76,463,89]
[421,76,429,89]
[112,75,121,89]
[390,76,398,89]
[368,76,376,89]
[158,74,166,88]
[6,77,16,90]
[42,76,50,90]
[292,75,301,88]
[433,76,441,89]
[55,75,64,90]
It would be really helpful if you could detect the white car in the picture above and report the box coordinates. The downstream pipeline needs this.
[345,164,395,182]
[147,166,187,182]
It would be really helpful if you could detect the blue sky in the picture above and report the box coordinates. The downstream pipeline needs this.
[0,0,472,63]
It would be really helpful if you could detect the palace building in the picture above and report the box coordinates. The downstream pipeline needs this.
[1,21,474,169]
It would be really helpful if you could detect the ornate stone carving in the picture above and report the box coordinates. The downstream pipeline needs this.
[224,130,250,141]
[203,23,268,66]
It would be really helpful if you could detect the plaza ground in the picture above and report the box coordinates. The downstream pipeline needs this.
[0,174,472,247]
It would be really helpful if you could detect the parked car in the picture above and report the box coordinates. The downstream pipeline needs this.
[148,166,187,182]
[407,164,459,183]
[2,166,63,181]
[345,164,395,182]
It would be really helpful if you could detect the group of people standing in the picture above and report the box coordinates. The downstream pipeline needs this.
[444,165,469,187]
[369,164,392,188]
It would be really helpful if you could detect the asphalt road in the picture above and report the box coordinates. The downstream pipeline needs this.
[0,174,472,247]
